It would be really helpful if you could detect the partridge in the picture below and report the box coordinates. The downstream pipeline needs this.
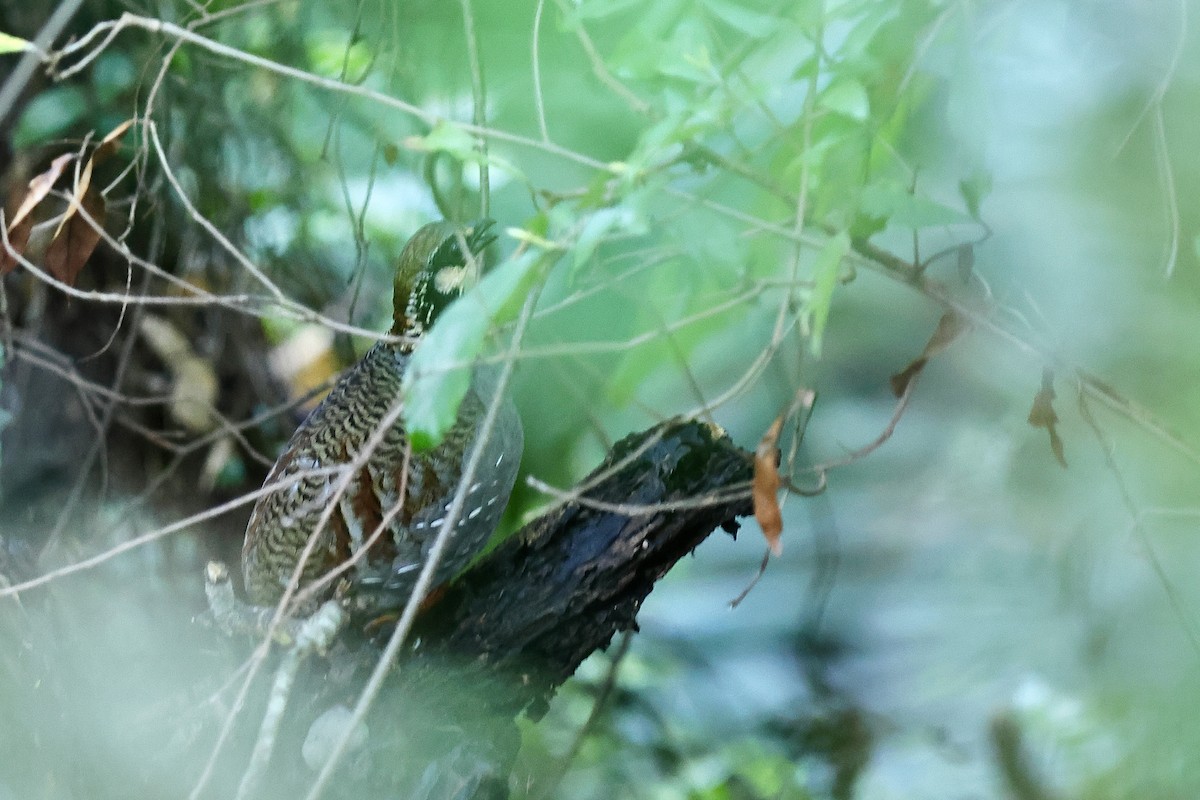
[241,220,522,610]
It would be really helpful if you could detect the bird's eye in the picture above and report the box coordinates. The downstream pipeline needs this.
[434,265,468,295]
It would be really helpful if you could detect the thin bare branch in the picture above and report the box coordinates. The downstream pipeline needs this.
[532,0,550,141]
[1076,388,1200,657]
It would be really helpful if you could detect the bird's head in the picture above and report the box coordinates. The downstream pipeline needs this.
[391,218,497,341]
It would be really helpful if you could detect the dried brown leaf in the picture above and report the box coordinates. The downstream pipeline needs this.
[889,311,970,397]
[40,120,130,254]
[753,415,785,555]
[1047,428,1067,468]
[8,153,74,232]
[44,188,105,286]
[1027,367,1067,468]
[923,310,970,359]
[1026,373,1057,428]
[0,214,32,274]
[889,357,927,398]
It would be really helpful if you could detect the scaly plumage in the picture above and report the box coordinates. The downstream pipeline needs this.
[241,220,522,609]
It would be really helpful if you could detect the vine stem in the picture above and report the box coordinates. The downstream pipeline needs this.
[460,0,490,218]
[53,13,610,172]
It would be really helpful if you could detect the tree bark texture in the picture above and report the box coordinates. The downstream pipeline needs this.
[278,418,755,798]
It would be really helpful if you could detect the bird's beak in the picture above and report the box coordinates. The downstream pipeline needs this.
[464,218,498,256]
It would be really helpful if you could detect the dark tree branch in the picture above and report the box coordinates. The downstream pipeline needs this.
[416,417,753,714]
[251,418,754,799]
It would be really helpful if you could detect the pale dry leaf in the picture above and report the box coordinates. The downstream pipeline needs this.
[139,315,219,433]
[269,324,337,407]
[138,314,191,361]
[91,118,134,166]
[171,355,219,434]
[8,153,74,232]
[51,153,95,240]
[200,436,237,491]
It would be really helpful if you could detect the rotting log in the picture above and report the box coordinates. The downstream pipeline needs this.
[228,418,754,799]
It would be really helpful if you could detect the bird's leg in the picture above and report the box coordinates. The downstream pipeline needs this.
[202,560,308,645]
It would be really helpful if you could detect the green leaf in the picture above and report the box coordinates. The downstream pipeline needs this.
[13,87,87,148]
[407,121,527,185]
[657,30,716,84]
[92,52,136,104]
[403,248,553,450]
[214,453,247,490]
[307,32,373,79]
[809,232,850,357]
[409,120,476,161]
[0,31,30,54]
[819,77,870,121]
[573,205,647,278]
[860,183,975,229]
[605,281,727,407]
[701,0,777,38]
[958,169,993,220]
[573,0,645,21]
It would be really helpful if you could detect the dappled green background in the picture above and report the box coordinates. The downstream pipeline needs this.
[3,0,1200,798]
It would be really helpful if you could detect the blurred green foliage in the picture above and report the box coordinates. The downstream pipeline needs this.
[5,0,1200,797]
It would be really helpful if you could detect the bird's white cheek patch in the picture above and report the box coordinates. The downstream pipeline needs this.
[434,265,467,295]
